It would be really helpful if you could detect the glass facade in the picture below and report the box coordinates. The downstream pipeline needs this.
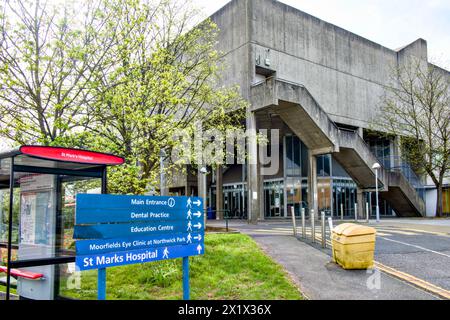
[284,135,308,217]
[332,179,358,217]
[285,177,308,217]
[367,137,391,169]
[209,134,398,220]
[285,135,308,177]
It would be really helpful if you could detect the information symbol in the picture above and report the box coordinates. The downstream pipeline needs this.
[168,198,175,208]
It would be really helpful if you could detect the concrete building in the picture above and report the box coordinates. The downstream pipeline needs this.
[169,0,450,220]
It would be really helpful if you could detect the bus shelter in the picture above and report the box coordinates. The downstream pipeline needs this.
[0,146,124,300]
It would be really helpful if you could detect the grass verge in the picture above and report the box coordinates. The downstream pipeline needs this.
[60,233,303,300]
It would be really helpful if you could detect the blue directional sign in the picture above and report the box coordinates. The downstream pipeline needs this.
[76,243,204,271]
[73,194,205,272]
[75,194,203,224]
[74,194,205,299]
[74,220,204,239]
[75,232,204,255]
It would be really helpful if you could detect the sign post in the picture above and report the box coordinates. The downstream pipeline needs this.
[183,257,189,300]
[73,194,205,300]
[98,268,106,300]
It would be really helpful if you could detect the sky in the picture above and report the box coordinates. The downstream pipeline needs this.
[0,0,448,151]
[194,0,450,69]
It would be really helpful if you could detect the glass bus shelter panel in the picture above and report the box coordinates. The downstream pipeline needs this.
[11,172,102,261]
[17,172,57,261]
[60,177,101,251]
[4,170,101,300]
[56,177,101,299]
[15,172,57,300]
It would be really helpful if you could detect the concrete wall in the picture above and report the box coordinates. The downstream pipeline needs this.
[248,0,411,129]
[210,0,448,131]
[210,0,252,99]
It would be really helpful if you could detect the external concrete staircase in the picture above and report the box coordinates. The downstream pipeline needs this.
[250,78,425,217]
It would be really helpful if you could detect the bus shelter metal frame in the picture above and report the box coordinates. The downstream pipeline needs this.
[0,146,123,300]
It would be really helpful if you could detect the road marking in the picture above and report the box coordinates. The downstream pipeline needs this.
[378,230,417,236]
[378,236,450,259]
[374,261,450,300]
[374,226,450,237]
[397,228,450,237]
[299,225,450,299]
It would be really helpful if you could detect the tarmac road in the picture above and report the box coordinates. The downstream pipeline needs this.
[372,219,450,292]
[208,218,450,299]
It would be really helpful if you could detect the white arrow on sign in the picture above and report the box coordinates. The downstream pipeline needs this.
[193,211,202,218]
[193,200,201,206]
[193,234,202,241]
[196,244,202,254]
[194,222,202,230]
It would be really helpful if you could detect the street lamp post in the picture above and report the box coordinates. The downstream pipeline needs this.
[200,167,208,227]
[372,162,381,223]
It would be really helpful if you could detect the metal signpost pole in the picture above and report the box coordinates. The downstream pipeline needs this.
[183,257,189,300]
[98,268,106,300]
[301,208,306,238]
[321,211,326,248]
[372,163,381,223]
[291,207,297,237]
[366,202,370,223]
[375,168,380,223]
[311,209,315,243]
[200,167,208,228]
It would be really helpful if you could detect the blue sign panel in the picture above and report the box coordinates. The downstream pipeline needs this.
[76,243,204,271]
[75,232,204,255]
[74,192,205,292]
[76,194,203,224]
[74,220,204,239]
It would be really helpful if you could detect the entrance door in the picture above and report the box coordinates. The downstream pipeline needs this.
[264,181,284,218]
[223,185,245,219]
[286,178,301,217]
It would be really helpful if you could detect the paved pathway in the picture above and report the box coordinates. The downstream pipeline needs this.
[208,219,440,300]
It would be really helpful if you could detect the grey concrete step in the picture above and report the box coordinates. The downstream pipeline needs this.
[250,78,425,217]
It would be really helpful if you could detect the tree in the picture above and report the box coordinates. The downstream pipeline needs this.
[0,0,118,146]
[377,58,450,216]
[0,0,248,195]
[86,0,247,193]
